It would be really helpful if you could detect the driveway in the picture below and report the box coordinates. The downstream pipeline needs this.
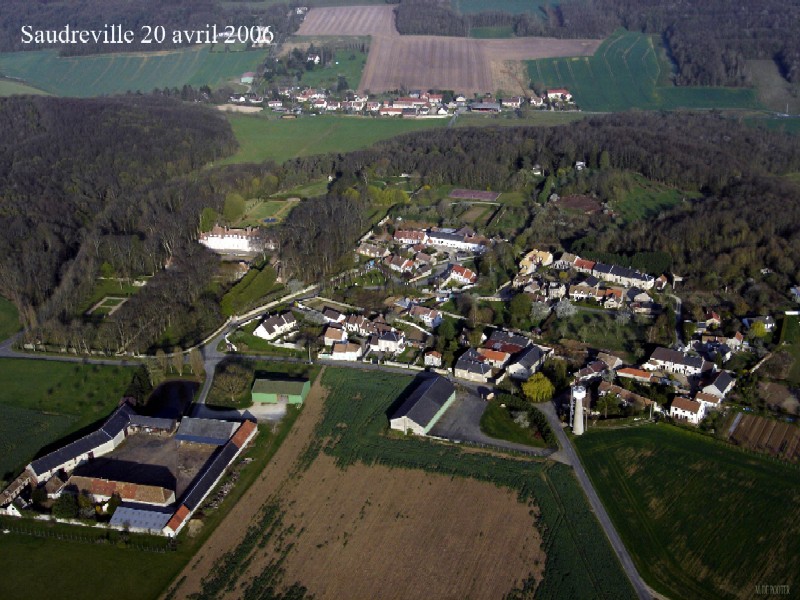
[429,392,554,457]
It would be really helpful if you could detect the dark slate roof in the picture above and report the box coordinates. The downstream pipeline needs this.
[379,331,402,342]
[455,350,492,375]
[30,405,134,476]
[182,442,239,510]
[711,371,734,393]
[176,418,238,446]
[109,505,173,532]
[593,263,613,274]
[129,415,176,430]
[428,231,463,243]
[488,330,530,349]
[584,275,601,288]
[651,347,705,369]
[514,345,543,368]
[390,376,455,428]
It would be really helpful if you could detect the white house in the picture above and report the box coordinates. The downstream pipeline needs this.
[408,305,442,328]
[331,342,363,361]
[670,397,705,425]
[254,312,297,341]
[546,88,572,101]
[372,331,405,354]
[454,349,492,383]
[702,371,735,398]
[322,308,346,324]
[323,326,347,346]
[394,230,427,245]
[506,345,546,380]
[695,392,723,412]
[447,264,477,285]
[644,347,712,376]
[424,350,442,367]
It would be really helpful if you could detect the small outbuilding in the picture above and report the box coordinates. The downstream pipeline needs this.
[389,375,456,436]
[251,379,310,405]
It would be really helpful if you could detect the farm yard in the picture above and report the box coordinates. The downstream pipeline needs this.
[528,30,759,111]
[222,114,445,164]
[171,368,636,600]
[0,47,267,97]
[574,425,800,600]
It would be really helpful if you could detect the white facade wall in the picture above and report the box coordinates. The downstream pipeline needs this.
[200,235,255,252]
[390,416,425,435]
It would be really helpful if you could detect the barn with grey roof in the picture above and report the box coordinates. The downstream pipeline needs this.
[389,375,456,436]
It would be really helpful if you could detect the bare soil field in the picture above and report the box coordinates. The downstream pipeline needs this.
[216,104,263,113]
[235,454,545,600]
[555,194,603,214]
[167,372,331,598]
[361,35,601,94]
[730,413,800,462]
[296,5,399,37]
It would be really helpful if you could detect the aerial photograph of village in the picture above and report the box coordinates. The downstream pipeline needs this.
[0,0,799,599]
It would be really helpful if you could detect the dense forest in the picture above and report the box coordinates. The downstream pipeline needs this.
[0,0,301,54]
[2,97,799,352]
[394,0,800,87]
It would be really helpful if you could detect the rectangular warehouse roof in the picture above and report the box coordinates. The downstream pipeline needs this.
[109,505,173,532]
[390,375,455,429]
[176,418,238,446]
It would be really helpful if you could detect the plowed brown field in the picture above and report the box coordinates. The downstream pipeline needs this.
[296,5,601,94]
[296,5,399,37]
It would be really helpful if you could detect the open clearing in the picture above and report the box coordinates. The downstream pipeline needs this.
[171,368,636,599]
[528,30,759,111]
[222,114,445,164]
[0,78,48,96]
[0,47,267,97]
[574,424,800,600]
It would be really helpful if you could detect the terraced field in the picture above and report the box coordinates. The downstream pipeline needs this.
[0,47,267,97]
[528,30,759,111]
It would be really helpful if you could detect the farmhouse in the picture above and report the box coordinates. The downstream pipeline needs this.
[644,347,712,376]
[251,378,310,404]
[357,243,389,258]
[670,397,705,425]
[593,263,655,290]
[394,229,427,245]
[65,476,175,506]
[506,345,546,380]
[546,89,572,101]
[254,311,297,341]
[199,225,265,254]
[447,264,477,285]
[389,375,456,435]
[454,348,492,382]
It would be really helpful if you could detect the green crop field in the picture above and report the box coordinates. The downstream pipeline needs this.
[574,425,800,600]
[299,49,367,91]
[528,30,759,112]
[0,78,48,96]
[0,47,267,97]
[0,297,20,340]
[289,368,637,598]
[222,114,446,164]
[0,359,136,478]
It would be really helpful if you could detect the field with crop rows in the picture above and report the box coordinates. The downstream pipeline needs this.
[574,425,800,599]
[298,368,637,598]
[0,47,267,97]
[528,30,759,111]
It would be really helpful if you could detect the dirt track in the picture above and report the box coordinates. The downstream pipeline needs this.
[296,5,602,94]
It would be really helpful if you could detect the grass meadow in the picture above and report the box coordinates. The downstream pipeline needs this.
[0,359,136,479]
[454,0,550,14]
[527,30,759,112]
[299,48,367,91]
[222,114,446,164]
[0,47,267,97]
[574,425,800,600]
[0,78,48,96]
[0,296,20,340]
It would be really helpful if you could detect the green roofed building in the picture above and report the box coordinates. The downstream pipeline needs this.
[251,378,310,404]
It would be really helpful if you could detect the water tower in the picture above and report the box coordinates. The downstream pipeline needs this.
[572,385,586,436]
